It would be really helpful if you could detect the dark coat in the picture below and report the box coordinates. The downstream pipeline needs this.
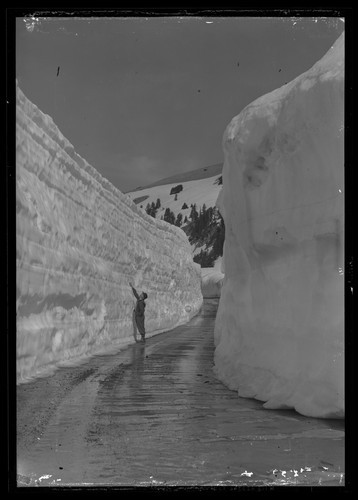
[135,299,146,317]
[131,285,146,336]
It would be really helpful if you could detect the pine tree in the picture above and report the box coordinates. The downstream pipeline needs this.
[190,203,198,221]
[145,202,157,218]
[164,207,170,222]
[164,207,175,225]
[151,201,158,217]
[175,213,183,227]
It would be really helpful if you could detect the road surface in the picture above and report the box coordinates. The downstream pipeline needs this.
[17,299,344,487]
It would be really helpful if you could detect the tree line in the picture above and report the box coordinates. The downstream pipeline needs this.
[145,199,224,266]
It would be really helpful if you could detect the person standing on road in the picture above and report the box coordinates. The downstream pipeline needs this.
[129,282,148,343]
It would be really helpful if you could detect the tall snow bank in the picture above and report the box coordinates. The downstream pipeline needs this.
[214,33,344,418]
[16,84,202,383]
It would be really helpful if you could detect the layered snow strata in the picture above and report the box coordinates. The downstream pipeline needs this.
[214,34,344,418]
[16,84,203,383]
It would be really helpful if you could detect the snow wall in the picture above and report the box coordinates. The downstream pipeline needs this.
[214,33,344,418]
[16,84,203,384]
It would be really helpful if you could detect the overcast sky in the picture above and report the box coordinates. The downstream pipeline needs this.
[16,15,344,192]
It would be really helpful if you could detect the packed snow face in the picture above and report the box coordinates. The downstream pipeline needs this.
[214,34,344,418]
[16,84,203,384]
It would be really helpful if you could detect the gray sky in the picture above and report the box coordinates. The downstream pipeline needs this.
[16,15,344,192]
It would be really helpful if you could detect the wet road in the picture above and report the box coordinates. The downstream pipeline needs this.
[17,299,344,487]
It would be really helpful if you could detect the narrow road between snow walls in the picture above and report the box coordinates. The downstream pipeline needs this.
[17,299,344,487]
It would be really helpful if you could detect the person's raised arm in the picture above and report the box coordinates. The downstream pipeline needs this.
[129,282,140,300]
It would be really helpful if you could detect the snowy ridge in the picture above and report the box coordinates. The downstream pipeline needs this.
[214,33,344,418]
[127,173,223,219]
[16,84,203,384]
[128,163,223,191]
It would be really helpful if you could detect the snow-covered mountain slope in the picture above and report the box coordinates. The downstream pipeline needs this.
[126,170,223,219]
[214,33,344,418]
[126,166,225,264]
[126,167,225,265]
[16,84,203,384]
[201,258,224,298]
[129,163,223,192]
